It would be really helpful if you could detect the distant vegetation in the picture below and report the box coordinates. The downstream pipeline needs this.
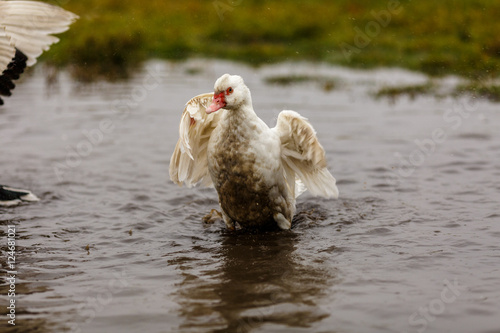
[455,82,500,102]
[265,75,337,91]
[375,82,436,101]
[44,0,500,82]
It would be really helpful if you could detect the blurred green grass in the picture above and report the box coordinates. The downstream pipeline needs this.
[45,0,500,80]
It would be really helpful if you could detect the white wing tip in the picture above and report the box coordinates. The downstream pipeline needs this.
[328,184,340,199]
[306,169,340,199]
[21,192,40,202]
[323,171,339,199]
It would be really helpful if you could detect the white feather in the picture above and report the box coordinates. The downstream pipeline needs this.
[272,110,339,199]
[0,0,78,68]
[169,93,220,188]
[0,32,15,72]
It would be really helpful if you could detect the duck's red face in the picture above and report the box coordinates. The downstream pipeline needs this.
[206,87,233,114]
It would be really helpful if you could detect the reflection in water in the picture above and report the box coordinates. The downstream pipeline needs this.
[170,210,336,333]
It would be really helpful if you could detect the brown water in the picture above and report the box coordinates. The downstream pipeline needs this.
[1,60,499,333]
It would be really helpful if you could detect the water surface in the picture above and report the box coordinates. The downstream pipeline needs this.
[1,60,499,333]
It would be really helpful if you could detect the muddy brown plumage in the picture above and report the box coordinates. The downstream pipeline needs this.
[208,112,292,229]
[169,74,338,230]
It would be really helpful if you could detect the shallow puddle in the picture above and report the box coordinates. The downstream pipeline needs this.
[1,59,499,333]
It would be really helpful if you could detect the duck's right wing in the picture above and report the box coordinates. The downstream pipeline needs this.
[169,93,221,187]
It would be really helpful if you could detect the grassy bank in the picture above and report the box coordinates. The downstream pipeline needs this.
[44,0,500,81]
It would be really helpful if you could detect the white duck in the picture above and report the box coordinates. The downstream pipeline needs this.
[170,74,339,230]
[0,0,77,205]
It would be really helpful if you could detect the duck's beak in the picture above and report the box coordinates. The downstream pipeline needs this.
[206,92,226,114]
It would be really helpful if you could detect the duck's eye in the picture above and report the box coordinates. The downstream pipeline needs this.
[226,87,233,95]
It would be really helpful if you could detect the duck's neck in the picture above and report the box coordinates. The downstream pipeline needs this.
[223,102,257,126]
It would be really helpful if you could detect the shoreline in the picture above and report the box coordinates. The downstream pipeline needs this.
[35,58,500,103]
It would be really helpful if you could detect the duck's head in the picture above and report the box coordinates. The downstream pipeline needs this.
[206,74,251,114]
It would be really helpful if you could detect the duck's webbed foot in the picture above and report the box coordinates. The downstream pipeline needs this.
[274,213,292,230]
[202,209,223,224]
[221,210,236,231]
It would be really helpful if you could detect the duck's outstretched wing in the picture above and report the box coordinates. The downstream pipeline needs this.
[0,33,16,73]
[273,110,339,198]
[169,93,221,187]
[0,1,78,105]
[0,48,27,105]
[0,1,78,66]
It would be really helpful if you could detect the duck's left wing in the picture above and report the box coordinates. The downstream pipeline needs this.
[169,93,221,187]
[273,110,339,198]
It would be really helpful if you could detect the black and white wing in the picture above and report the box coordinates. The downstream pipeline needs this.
[0,184,39,206]
[0,0,78,104]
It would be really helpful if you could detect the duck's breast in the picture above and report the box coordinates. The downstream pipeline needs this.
[208,119,285,225]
